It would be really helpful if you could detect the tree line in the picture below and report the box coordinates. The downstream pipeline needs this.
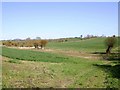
[2,40,48,49]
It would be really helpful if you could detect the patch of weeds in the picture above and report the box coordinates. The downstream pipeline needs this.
[105,74,119,88]
[8,59,21,64]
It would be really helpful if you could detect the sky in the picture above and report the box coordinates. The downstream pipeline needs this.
[2,2,118,40]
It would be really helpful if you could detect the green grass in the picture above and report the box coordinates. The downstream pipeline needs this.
[47,38,106,52]
[2,47,120,88]
[47,37,119,52]
[2,47,76,63]
[1,47,101,64]
[2,56,119,88]
[2,47,99,65]
[1,37,120,88]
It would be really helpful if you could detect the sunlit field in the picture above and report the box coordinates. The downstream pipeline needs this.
[1,37,120,88]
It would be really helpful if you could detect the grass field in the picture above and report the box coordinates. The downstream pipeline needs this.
[1,37,120,88]
[47,38,110,52]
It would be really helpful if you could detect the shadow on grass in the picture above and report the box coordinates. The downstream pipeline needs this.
[91,52,120,61]
[91,52,106,54]
[93,64,120,79]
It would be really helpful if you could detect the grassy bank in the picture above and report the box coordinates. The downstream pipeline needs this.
[2,47,120,88]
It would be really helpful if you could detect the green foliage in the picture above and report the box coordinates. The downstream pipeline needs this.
[105,37,117,54]
[105,37,117,48]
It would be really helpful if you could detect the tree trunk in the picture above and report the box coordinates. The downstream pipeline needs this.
[34,45,39,49]
[40,45,43,49]
[106,46,111,54]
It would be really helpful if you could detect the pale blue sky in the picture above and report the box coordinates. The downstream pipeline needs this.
[2,2,118,40]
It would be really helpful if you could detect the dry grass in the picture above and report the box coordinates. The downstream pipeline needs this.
[2,56,74,88]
